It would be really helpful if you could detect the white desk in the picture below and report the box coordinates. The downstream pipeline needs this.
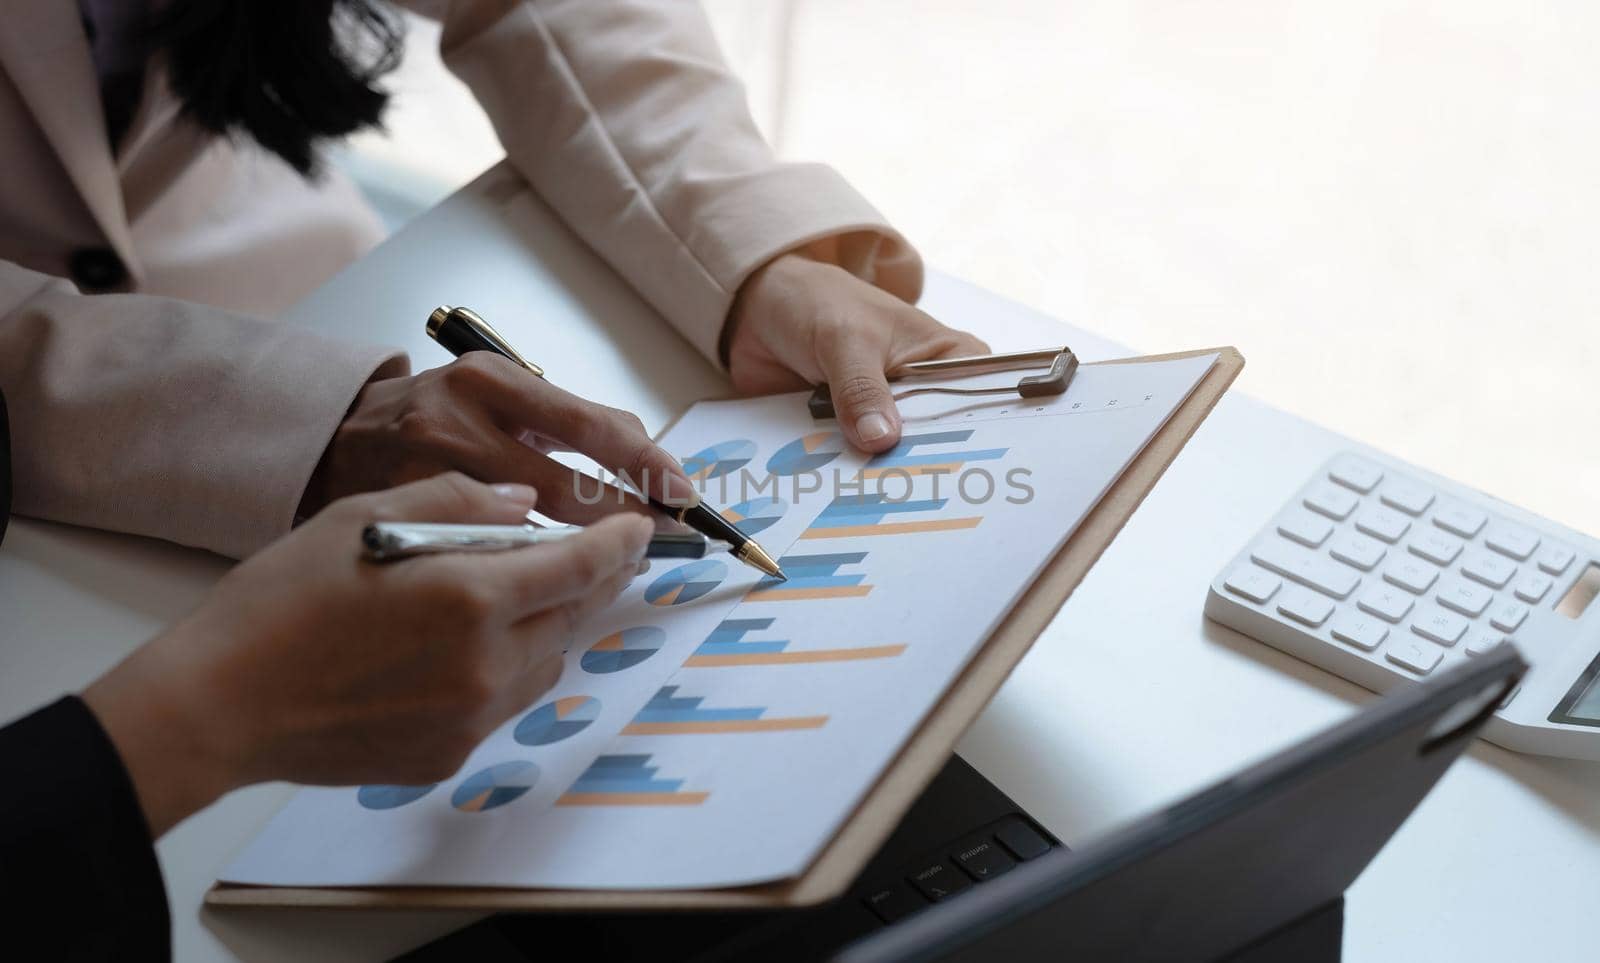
[3,164,1595,961]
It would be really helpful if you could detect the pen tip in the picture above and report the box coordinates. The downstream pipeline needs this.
[738,541,784,581]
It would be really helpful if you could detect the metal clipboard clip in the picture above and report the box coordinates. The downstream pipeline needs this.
[807,346,1079,420]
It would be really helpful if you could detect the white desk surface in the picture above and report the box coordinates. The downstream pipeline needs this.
[3,163,1595,961]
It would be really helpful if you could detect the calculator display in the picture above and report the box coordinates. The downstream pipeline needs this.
[1550,651,1600,728]
[1556,563,1600,620]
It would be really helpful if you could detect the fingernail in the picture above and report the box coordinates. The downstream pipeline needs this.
[491,483,537,504]
[660,461,702,508]
[855,411,892,443]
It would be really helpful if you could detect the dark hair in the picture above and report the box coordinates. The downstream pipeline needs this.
[149,0,405,176]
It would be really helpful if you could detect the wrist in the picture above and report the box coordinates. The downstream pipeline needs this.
[82,626,248,837]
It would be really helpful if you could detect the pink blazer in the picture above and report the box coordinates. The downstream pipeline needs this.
[0,0,922,558]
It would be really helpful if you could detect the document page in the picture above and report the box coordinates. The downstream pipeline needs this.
[221,352,1218,889]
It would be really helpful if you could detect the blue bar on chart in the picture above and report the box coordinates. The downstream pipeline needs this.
[801,492,981,540]
[683,617,906,666]
[746,552,873,602]
[557,754,709,806]
[622,685,826,734]
[862,429,1007,478]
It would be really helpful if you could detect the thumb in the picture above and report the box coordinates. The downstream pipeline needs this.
[819,333,901,453]
[359,472,539,525]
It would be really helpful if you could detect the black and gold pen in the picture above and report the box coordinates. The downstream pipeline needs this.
[425,305,787,581]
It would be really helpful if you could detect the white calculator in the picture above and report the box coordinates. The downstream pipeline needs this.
[1205,451,1600,760]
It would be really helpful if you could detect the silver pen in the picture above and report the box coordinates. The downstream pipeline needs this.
[361,522,729,562]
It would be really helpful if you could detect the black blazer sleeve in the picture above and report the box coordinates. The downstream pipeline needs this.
[0,697,170,961]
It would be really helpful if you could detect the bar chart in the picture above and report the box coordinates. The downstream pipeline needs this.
[862,429,1008,478]
[800,493,981,540]
[683,617,906,667]
[622,685,827,735]
[745,552,873,602]
[557,754,709,806]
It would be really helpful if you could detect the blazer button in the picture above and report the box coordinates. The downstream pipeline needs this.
[69,247,128,291]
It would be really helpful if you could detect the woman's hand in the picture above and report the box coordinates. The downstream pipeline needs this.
[299,353,698,521]
[83,473,653,836]
[725,252,990,452]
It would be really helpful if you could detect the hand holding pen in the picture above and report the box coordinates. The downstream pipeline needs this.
[297,320,705,529]
[423,306,786,580]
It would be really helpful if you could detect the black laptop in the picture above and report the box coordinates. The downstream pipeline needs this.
[402,645,1524,963]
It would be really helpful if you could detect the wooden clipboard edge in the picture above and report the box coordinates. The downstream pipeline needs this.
[207,346,1243,912]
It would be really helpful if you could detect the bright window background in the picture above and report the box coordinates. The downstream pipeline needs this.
[343,2,1599,535]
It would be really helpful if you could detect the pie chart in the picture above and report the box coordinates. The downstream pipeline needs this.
[357,783,435,810]
[767,431,845,476]
[682,439,757,481]
[721,496,787,536]
[514,696,602,746]
[582,626,667,673]
[646,559,728,606]
[452,761,540,813]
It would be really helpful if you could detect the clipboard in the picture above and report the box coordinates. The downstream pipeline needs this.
[207,345,1243,912]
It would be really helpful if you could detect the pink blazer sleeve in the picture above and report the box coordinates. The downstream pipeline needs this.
[410,0,925,364]
[0,261,406,559]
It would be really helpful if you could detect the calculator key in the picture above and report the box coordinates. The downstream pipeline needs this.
[1277,512,1333,548]
[1436,580,1493,618]
[1485,524,1539,561]
[1330,614,1388,651]
[1410,606,1468,646]
[1277,587,1335,627]
[1250,542,1360,599]
[1386,639,1444,675]
[1328,531,1386,572]
[1536,544,1575,576]
[1489,601,1529,633]
[1383,558,1439,595]
[1380,481,1435,516]
[1407,531,1463,566]
[1513,573,1553,604]
[1462,551,1517,589]
[1355,508,1411,544]
[1328,456,1384,494]
[1465,631,1504,657]
[1224,566,1281,604]
[1303,484,1359,521]
[1432,504,1487,539]
[1359,586,1415,623]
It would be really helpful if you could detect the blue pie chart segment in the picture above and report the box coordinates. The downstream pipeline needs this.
[682,440,757,481]
[721,496,787,537]
[767,431,845,476]
[452,761,539,813]
[357,783,436,810]
[582,626,667,674]
[646,559,728,607]
[514,696,602,746]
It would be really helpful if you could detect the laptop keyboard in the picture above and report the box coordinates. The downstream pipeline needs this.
[861,815,1057,924]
